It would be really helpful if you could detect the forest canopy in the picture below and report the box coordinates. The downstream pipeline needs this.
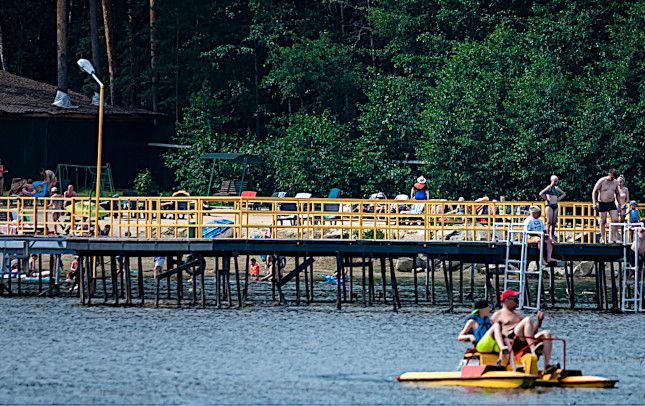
[0,0,643,199]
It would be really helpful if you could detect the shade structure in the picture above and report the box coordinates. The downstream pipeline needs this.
[201,152,263,196]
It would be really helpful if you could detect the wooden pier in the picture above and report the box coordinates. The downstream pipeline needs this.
[1,236,635,312]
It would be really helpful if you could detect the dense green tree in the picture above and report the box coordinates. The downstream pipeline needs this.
[265,111,353,196]
[352,74,427,196]
[0,0,643,198]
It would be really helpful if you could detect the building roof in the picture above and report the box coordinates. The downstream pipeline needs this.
[0,71,161,120]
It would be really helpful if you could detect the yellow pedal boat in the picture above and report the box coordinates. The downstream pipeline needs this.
[398,339,618,390]
[397,368,537,389]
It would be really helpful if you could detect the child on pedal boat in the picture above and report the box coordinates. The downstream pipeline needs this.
[458,299,509,363]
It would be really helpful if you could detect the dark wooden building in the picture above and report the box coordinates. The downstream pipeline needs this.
[0,71,173,191]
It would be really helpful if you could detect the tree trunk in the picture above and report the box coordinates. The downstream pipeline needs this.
[175,8,180,121]
[127,0,137,107]
[56,0,69,92]
[89,0,101,94]
[149,0,158,112]
[0,18,7,71]
[101,0,116,104]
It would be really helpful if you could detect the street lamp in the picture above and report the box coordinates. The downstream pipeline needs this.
[77,58,104,238]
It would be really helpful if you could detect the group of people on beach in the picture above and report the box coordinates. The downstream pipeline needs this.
[458,290,555,373]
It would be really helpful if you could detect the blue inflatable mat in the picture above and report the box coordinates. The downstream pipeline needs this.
[202,219,234,239]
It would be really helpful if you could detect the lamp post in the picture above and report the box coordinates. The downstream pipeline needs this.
[77,58,104,238]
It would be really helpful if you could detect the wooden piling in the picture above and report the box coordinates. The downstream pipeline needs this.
[191,257,198,305]
[549,263,556,307]
[430,257,436,305]
[85,257,92,305]
[295,256,301,305]
[303,255,310,304]
[215,257,221,309]
[442,259,453,311]
[243,255,250,302]
[348,256,354,304]
[100,256,107,302]
[361,254,367,306]
[336,252,342,310]
[424,256,430,302]
[176,257,183,308]
[368,255,375,305]
[110,256,118,304]
[413,255,419,305]
[137,257,144,305]
[309,255,315,303]
[388,256,401,311]
[468,262,475,303]
[225,257,233,307]
[458,261,464,304]
[610,261,617,311]
[199,255,206,308]
[379,256,387,304]
[78,255,85,304]
[124,257,133,305]
[341,256,347,303]
[48,254,54,297]
[234,255,242,308]
[38,254,42,294]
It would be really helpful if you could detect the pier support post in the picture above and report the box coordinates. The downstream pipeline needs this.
[137,257,144,305]
[85,257,92,305]
[388,256,400,311]
[361,254,367,306]
[336,252,342,310]
[379,256,387,304]
[78,255,85,304]
[243,255,250,302]
[234,255,242,308]
[124,256,132,305]
[100,256,107,302]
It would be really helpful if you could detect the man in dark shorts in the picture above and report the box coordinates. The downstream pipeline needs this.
[490,290,554,372]
[592,168,621,243]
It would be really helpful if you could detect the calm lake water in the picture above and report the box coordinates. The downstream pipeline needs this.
[1,297,643,405]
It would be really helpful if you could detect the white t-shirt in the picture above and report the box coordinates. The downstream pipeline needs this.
[524,216,545,233]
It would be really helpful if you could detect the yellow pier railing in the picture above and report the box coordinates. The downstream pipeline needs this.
[0,196,640,243]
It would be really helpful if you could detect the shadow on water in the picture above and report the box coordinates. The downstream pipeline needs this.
[0,297,642,404]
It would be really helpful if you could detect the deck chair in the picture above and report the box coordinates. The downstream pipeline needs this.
[322,188,342,224]
[277,193,311,225]
[400,203,425,225]
[241,190,258,210]
[391,194,409,212]
[365,192,387,213]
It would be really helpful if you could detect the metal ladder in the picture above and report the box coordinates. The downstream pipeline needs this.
[620,224,644,312]
[503,224,544,310]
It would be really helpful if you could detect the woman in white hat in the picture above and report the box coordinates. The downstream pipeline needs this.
[410,176,429,201]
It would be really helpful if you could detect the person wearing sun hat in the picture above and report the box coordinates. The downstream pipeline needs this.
[458,299,508,362]
[491,289,556,373]
[410,176,429,201]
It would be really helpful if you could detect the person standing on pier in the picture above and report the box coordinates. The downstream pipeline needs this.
[524,206,555,265]
[591,169,621,243]
[627,201,641,225]
[410,176,429,201]
[616,176,630,223]
[539,175,566,240]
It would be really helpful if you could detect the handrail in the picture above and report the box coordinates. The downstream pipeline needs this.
[0,196,640,243]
